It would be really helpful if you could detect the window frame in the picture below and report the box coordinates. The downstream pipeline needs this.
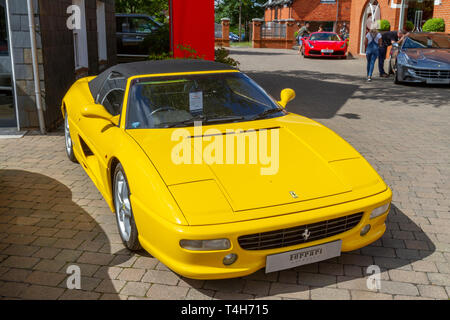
[96,0,107,62]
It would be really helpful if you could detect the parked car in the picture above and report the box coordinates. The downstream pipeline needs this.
[229,32,240,42]
[62,59,392,279]
[301,32,348,58]
[389,32,450,85]
[116,13,162,58]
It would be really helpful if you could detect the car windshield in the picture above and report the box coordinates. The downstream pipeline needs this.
[126,72,284,129]
[309,33,341,41]
[403,34,450,49]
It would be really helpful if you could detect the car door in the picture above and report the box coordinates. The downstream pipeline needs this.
[78,72,127,192]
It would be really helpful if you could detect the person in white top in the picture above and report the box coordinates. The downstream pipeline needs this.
[364,28,382,82]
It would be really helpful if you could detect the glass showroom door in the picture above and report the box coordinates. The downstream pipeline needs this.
[0,0,16,127]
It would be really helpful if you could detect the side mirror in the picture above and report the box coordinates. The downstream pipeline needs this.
[278,88,296,108]
[81,104,119,126]
[392,43,399,48]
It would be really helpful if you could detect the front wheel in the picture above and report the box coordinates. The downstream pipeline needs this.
[64,114,77,163]
[113,163,141,251]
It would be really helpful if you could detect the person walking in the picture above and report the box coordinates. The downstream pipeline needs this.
[297,22,310,54]
[317,25,324,32]
[379,29,407,77]
[364,28,382,82]
[340,23,348,40]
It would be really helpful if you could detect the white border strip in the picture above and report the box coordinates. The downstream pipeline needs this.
[5,0,20,130]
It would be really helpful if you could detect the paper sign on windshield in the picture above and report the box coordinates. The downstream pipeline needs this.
[189,91,203,112]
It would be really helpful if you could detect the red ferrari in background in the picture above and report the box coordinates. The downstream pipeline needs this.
[302,32,348,58]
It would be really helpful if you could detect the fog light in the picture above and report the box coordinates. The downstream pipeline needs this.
[179,239,230,251]
[370,203,390,219]
[360,224,371,236]
[223,253,238,266]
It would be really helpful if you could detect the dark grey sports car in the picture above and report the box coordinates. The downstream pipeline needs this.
[389,33,450,85]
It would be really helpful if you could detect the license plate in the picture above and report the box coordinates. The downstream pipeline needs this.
[321,49,333,53]
[426,78,449,84]
[265,240,342,273]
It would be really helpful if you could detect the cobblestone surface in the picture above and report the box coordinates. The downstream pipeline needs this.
[0,48,449,299]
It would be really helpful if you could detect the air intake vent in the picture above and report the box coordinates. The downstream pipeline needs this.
[238,212,364,250]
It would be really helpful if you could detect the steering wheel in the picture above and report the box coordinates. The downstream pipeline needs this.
[150,106,177,116]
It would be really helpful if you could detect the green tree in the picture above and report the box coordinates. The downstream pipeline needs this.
[215,0,266,40]
[116,0,168,21]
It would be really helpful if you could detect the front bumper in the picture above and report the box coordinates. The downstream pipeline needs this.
[307,49,347,57]
[132,188,392,280]
[397,65,450,84]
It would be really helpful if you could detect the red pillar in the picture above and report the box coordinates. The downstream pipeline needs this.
[169,0,215,61]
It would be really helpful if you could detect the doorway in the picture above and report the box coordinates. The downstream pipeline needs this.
[406,0,435,31]
[0,0,16,127]
[360,0,380,54]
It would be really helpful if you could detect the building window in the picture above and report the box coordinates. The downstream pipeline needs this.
[72,0,88,70]
[96,1,107,62]
[0,3,8,56]
[320,0,336,3]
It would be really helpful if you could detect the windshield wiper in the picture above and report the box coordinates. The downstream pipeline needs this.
[164,114,206,128]
[164,114,244,128]
[203,115,244,124]
[251,108,284,121]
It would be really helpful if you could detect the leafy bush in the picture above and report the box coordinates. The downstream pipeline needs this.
[422,18,445,32]
[405,20,414,32]
[377,19,390,31]
[215,47,240,68]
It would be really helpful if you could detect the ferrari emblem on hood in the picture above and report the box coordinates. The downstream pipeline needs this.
[289,191,299,199]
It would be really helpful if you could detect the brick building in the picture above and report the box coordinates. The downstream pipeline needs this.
[348,0,449,56]
[263,0,352,32]
[0,0,116,131]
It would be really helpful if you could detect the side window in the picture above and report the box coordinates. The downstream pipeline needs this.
[117,17,130,33]
[129,18,158,33]
[102,89,125,116]
[97,72,126,116]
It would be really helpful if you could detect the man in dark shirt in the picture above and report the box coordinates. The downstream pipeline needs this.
[379,29,406,77]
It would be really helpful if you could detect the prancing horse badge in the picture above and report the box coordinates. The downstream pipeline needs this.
[289,191,299,199]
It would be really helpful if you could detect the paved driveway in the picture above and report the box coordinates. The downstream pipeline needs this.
[0,48,449,300]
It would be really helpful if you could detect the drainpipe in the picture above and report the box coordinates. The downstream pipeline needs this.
[335,0,339,32]
[398,0,406,30]
[27,0,45,134]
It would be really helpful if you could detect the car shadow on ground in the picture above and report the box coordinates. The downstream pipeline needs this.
[248,71,360,119]
[246,70,449,115]
[185,204,436,299]
[0,170,132,299]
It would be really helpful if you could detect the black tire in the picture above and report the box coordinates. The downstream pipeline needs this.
[64,113,78,163]
[394,69,400,84]
[393,62,401,84]
[113,163,141,251]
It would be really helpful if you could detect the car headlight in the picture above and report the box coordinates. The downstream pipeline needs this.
[340,42,346,49]
[179,239,231,251]
[308,41,314,48]
[370,203,390,219]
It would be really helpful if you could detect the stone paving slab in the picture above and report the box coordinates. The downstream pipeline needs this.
[0,48,449,300]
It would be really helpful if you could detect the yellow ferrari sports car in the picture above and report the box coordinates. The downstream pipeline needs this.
[62,59,392,279]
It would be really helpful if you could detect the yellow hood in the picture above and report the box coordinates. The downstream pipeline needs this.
[127,114,386,225]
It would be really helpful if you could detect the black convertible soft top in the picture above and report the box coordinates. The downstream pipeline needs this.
[88,59,237,99]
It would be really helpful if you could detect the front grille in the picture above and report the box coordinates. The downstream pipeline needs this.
[238,212,364,251]
[411,68,450,79]
[309,50,321,55]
